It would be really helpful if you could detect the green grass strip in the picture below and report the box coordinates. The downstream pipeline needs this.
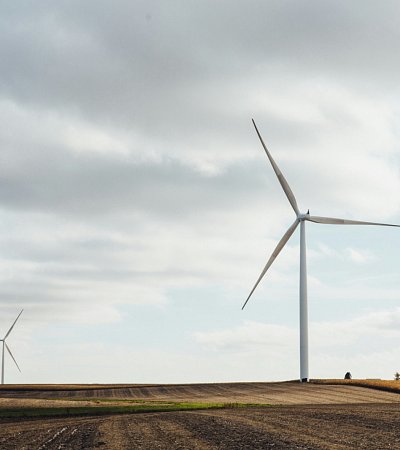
[0,402,270,419]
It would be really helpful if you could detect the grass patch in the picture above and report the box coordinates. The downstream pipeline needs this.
[0,401,269,419]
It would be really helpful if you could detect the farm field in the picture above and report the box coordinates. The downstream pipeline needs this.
[1,381,400,449]
[2,380,400,404]
[314,378,400,393]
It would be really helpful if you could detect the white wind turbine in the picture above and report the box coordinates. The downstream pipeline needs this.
[242,120,400,382]
[1,309,23,384]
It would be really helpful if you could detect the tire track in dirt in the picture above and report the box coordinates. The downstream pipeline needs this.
[0,417,102,450]
[194,407,356,449]
[156,411,299,449]
[98,414,211,450]
[202,403,396,449]
[1,404,400,449]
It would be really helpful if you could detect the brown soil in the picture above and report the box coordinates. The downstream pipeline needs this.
[1,381,400,405]
[1,403,400,449]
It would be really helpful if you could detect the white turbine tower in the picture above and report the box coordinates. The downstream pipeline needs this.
[242,119,400,382]
[1,309,23,384]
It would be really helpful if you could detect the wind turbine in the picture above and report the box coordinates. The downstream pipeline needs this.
[242,120,400,382]
[1,309,23,384]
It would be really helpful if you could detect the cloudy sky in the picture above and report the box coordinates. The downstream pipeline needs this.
[1,0,400,383]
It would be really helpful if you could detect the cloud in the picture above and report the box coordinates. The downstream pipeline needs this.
[195,309,400,353]
[195,320,297,352]
[0,1,399,383]
[345,247,375,264]
[193,308,400,379]
[312,308,400,347]
[316,243,376,265]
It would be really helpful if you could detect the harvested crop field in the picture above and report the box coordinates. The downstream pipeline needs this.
[2,380,400,404]
[1,381,400,449]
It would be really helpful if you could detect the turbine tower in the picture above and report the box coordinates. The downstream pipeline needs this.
[1,309,23,384]
[242,120,400,382]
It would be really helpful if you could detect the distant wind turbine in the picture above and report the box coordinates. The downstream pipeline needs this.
[242,120,400,382]
[1,309,23,384]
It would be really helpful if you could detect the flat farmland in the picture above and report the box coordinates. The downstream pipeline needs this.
[2,380,400,404]
[1,381,400,449]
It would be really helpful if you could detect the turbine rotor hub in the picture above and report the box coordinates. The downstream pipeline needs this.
[297,211,310,221]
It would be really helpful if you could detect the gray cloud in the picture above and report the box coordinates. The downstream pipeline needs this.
[2,0,400,135]
[0,0,399,387]
[0,147,273,217]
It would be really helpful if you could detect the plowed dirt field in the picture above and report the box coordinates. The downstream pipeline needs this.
[1,382,400,449]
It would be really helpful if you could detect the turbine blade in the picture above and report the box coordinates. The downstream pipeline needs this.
[5,343,21,372]
[242,219,299,310]
[4,309,23,340]
[307,216,400,227]
[252,119,299,215]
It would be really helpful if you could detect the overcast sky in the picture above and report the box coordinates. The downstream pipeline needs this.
[1,0,400,383]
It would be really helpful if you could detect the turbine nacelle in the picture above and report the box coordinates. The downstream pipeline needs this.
[297,211,310,221]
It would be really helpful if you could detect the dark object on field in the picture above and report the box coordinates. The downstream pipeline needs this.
[395,372,400,381]
[344,372,352,380]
